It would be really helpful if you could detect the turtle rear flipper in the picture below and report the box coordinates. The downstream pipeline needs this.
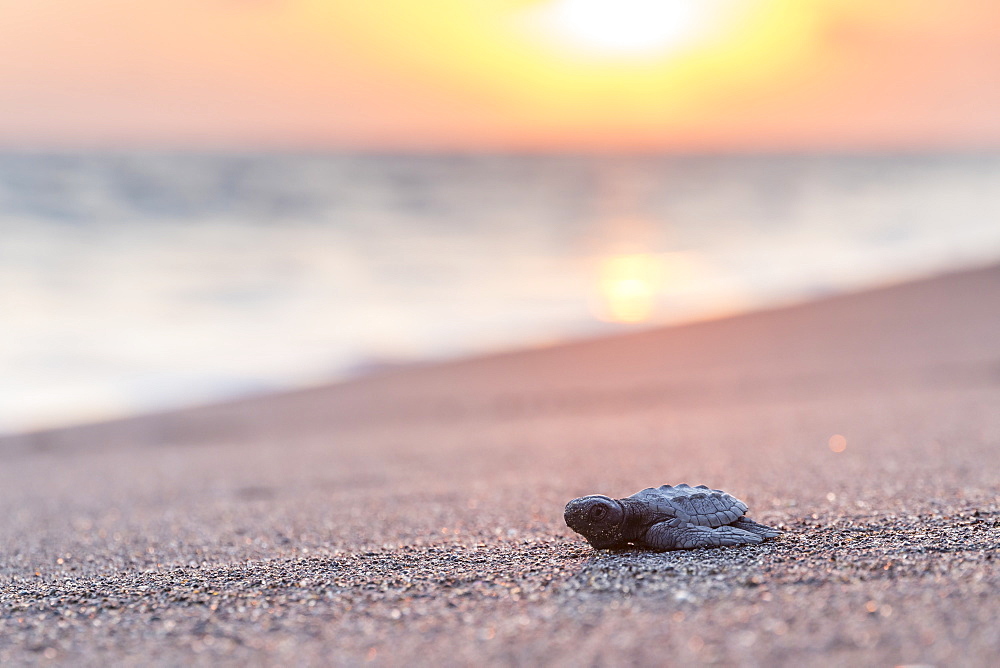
[643,523,762,551]
[732,517,782,539]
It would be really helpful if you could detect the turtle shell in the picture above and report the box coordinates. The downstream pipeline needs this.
[628,483,749,528]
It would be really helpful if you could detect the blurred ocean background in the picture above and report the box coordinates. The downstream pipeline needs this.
[4,151,1000,434]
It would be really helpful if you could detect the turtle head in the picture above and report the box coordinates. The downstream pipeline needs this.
[564,495,626,549]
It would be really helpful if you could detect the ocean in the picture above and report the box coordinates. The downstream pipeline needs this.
[3,152,1000,433]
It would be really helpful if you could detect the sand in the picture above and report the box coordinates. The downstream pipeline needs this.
[1,264,999,666]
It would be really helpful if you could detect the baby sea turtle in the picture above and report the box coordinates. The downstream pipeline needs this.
[565,484,781,551]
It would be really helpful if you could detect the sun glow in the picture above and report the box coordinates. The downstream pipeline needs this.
[298,0,822,149]
[530,0,723,58]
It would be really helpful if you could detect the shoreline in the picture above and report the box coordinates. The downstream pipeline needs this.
[4,260,998,449]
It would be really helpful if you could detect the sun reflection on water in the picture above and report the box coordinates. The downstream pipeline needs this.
[596,253,660,323]
[594,250,707,324]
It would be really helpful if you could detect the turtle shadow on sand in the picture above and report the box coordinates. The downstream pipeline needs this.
[559,534,786,603]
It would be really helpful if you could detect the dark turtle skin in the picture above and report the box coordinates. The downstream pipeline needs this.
[564,484,781,551]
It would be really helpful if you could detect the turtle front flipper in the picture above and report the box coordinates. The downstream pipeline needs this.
[642,522,763,551]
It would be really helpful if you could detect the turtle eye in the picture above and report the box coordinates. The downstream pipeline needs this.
[590,505,607,521]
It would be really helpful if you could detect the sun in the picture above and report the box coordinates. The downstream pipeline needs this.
[525,0,725,58]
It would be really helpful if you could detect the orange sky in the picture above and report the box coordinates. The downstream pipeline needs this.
[1,0,999,151]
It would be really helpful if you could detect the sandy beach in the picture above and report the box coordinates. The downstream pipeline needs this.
[2,263,999,666]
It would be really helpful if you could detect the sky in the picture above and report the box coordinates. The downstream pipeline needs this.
[1,0,999,151]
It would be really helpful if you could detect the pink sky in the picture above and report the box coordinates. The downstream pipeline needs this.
[1,1,999,150]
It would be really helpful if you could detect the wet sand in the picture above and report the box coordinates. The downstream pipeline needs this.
[2,264,999,666]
